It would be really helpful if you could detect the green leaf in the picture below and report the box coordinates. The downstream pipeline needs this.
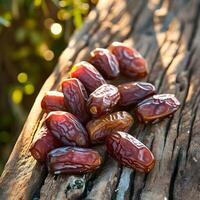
[73,8,83,28]
[0,17,11,27]
[11,0,20,19]
[15,28,27,42]
[30,31,42,44]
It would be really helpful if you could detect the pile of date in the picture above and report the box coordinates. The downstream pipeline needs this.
[30,42,180,174]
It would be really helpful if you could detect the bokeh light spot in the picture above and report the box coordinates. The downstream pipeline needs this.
[34,0,42,7]
[12,89,23,104]
[43,50,54,61]
[50,23,62,35]
[80,3,89,14]
[24,84,35,95]
[44,18,54,29]
[17,72,28,83]
[57,10,70,21]
[59,0,67,7]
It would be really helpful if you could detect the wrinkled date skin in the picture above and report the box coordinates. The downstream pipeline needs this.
[89,48,120,79]
[70,61,106,93]
[41,91,66,112]
[135,94,180,123]
[86,111,133,144]
[45,111,89,147]
[87,84,120,117]
[47,146,102,174]
[106,131,155,173]
[30,125,61,162]
[62,78,90,124]
[118,82,156,106]
[109,42,148,79]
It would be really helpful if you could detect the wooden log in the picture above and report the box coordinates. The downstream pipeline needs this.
[1,0,200,199]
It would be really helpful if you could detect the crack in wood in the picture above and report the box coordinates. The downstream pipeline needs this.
[168,149,181,200]
[187,2,200,50]
[186,104,199,161]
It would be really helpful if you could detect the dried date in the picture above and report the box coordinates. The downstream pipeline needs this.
[62,78,90,124]
[47,146,102,174]
[118,82,156,106]
[106,131,155,173]
[86,111,133,144]
[45,111,89,147]
[70,61,106,93]
[89,48,119,79]
[30,125,61,162]
[135,94,180,123]
[109,42,148,79]
[41,91,66,112]
[87,84,120,117]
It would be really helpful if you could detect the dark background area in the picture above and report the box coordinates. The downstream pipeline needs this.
[0,0,97,174]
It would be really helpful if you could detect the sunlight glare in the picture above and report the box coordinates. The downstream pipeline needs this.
[50,23,62,35]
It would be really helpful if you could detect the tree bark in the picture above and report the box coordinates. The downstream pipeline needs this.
[1,0,200,199]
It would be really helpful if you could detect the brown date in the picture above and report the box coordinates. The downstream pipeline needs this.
[41,91,66,112]
[45,111,89,147]
[109,42,148,79]
[118,82,156,106]
[89,48,120,79]
[87,84,120,117]
[62,78,90,124]
[106,131,155,173]
[86,111,133,144]
[47,146,102,174]
[135,94,180,123]
[30,125,61,162]
[70,61,106,93]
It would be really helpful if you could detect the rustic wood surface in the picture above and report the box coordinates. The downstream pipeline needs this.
[1,0,200,199]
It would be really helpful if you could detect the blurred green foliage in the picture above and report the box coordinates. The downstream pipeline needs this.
[0,0,97,173]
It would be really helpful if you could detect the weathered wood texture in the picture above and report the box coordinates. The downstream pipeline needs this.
[1,0,200,199]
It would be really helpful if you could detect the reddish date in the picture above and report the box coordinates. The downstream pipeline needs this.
[30,125,61,162]
[41,91,66,112]
[87,84,120,117]
[106,131,155,173]
[47,147,102,174]
[86,111,133,144]
[109,42,148,79]
[118,82,156,106]
[62,78,90,124]
[45,111,89,147]
[135,94,180,123]
[70,61,106,93]
[89,48,119,79]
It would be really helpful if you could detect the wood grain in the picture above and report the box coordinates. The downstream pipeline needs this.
[1,0,200,199]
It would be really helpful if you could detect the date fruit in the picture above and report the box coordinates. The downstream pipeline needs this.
[118,82,156,106]
[47,147,102,174]
[45,111,89,147]
[89,48,120,79]
[30,125,61,162]
[106,131,155,173]
[135,94,180,123]
[62,78,90,124]
[70,61,106,93]
[87,84,120,117]
[86,111,133,144]
[41,91,66,112]
[109,42,148,79]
